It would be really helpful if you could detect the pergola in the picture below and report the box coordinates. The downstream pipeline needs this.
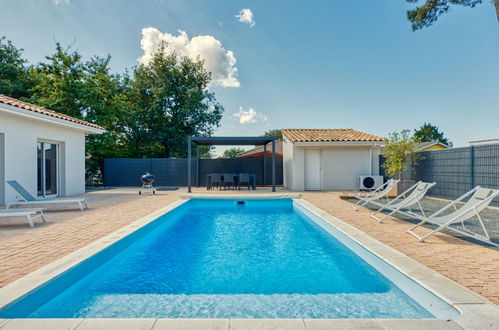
[187,136,277,193]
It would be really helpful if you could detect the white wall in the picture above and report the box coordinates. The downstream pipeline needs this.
[322,147,378,190]
[283,143,305,191]
[283,143,382,191]
[0,112,86,205]
[283,139,293,188]
[293,147,305,190]
[0,133,4,206]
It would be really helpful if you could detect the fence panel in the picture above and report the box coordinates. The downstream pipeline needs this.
[380,144,499,206]
[103,158,196,187]
[473,145,499,192]
[414,147,472,200]
[103,158,283,187]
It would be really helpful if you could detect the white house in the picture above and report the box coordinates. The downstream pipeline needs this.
[282,129,384,191]
[0,94,105,206]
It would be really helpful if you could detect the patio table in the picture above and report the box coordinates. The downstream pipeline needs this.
[206,173,256,190]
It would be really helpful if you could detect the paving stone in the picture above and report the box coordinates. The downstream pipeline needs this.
[1,318,83,330]
[452,303,499,329]
[153,319,229,330]
[229,318,305,330]
[379,319,463,330]
[303,319,384,329]
[76,318,156,330]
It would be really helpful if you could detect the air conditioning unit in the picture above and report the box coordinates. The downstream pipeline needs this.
[359,175,384,191]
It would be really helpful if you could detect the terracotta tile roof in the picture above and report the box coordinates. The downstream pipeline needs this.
[0,94,104,131]
[282,129,384,143]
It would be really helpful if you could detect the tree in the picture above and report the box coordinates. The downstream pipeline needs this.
[127,45,223,158]
[221,147,246,159]
[383,130,420,180]
[82,56,134,181]
[406,0,489,31]
[261,129,282,140]
[413,122,452,146]
[0,37,33,99]
[28,42,87,119]
[0,37,225,182]
[25,44,132,182]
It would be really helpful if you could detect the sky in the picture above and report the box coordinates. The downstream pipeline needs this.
[2,0,499,151]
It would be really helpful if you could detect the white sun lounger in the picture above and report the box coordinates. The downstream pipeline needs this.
[0,208,46,228]
[352,179,400,211]
[370,181,436,223]
[407,187,499,247]
[6,180,88,211]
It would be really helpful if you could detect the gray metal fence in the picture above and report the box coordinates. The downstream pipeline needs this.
[103,158,283,187]
[381,144,499,206]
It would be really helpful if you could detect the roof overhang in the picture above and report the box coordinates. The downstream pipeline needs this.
[292,141,384,147]
[190,136,275,146]
[0,103,106,134]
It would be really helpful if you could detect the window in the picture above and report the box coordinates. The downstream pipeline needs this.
[37,142,58,197]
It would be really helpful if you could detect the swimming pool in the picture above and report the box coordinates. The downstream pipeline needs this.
[0,198,458,319]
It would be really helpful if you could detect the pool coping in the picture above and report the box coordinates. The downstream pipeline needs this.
[1,196,498,329]
[180,192,303,199]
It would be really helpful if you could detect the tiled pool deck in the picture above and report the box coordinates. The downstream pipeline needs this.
[1,188,499,329]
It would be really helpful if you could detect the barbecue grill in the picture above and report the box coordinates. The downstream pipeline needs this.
[139,172,156,195]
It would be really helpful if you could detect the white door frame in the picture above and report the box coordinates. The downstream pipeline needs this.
[37,140,60,198]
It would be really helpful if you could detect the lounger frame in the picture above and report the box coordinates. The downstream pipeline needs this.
[6,180,88,211]
[0,208,46,228]
[407,187,499,247]
[352,179,400,211]
[370,181,436,223]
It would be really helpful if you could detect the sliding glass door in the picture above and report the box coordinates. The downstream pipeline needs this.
[37,142,58,197]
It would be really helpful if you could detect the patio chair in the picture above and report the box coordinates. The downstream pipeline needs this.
[352,179,400,211]
[407,187,499,247]
[239,173,251,190]
[223,173,235,190]
[370,181,436,223]
[6,180,88,211]
[0,208,46,228]
[210,174,222,190]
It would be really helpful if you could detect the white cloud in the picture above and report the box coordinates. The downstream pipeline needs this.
[232,107,267,124]
[52,0,70,5]
[139,27,239,88]
[236,8,255,27]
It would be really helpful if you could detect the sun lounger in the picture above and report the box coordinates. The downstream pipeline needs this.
[0,208,46,228]
[370,181,436,223]
[6,180,87,211]
[407,187,499,247]
[352,179,400,211]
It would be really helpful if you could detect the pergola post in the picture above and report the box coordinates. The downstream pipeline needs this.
[272,138,276,192]
[263,144,267,186]
[187,137,192,193]
[196,145,200,187]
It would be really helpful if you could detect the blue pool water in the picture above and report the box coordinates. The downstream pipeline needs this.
[0,199,457,318]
